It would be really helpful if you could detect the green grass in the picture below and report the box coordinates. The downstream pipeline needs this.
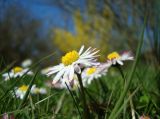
[0,62,159,118]
[0,23,160,119]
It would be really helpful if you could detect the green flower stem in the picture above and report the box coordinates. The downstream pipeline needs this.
[77,73,90,119]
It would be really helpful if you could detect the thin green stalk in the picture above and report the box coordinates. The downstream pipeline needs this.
[35,93,57,105]
[77,73,90,119]
[18,71,38,109]
[123,97,127,119]
[46,87,51,112]
[116,66,127,119]
[129,92,136,119]
[65,82,82,118]
[113,87,139,119]
[29,96,35,119]
[55,92,66,114]
[108,17,146,119]
[0,93,56,117]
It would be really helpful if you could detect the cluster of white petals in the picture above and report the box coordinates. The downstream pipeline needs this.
[46,46,134,90]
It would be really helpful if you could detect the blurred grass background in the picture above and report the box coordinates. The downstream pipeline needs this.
[0,0,160,118]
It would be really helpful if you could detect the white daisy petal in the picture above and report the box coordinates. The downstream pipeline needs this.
[117,60,124,65]
[69,66,74,82]
[78,45,84,55]
[53,69,65,84]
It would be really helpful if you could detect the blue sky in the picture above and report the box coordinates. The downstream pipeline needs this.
[18,0,74,33]
[15,0,86,35]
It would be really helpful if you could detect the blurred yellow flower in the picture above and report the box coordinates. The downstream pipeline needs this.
[19,85,28,91]
[13,66,23,73]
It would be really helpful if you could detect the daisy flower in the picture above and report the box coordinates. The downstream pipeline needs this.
[107,51,134,65]
[15,85,29,99]
[31,85,47,94]
[47,45,100,85]
[82,62,111,85]
[2,66,33,81]
[21,59,32,68]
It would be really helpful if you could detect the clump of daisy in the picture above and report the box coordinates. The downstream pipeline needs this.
[82,62,111,86]
[107,51,134,66]
[47,45,100,88]
[2,66,33,81]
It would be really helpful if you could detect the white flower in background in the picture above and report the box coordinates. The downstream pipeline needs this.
[47,45,100,86]
[21,59,32,68]
[39,88,47,94]
[15,85,29,99]
[2,66,33,81]
[14,84,47,99]
[2,72,14,81]
[82,62,111,85]
[107,51,134,65]
[41,66,53,75]
[31,85,47,94]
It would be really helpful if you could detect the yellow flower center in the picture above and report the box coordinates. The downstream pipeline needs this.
[107,52,120,60]
[61,50,79,66]
[19,85,28,91]
[86,67,96,75]
[13,66,23,73]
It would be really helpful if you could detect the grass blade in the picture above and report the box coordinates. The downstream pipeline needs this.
[18,70,38,109]
[108,16,147,119]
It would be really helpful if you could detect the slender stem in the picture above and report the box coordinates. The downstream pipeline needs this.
[117,65,125,79]
[129,92,136,119]
[29,96,35,119]
[117,66,127,119]
[77,73,90,119]
[65,82,82,118]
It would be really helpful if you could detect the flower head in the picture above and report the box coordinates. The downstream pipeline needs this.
[14,84,46,99]
[15,85,29,99]
[2,66,33,81]
[31,85,47,94]
[47,45,100,86]
[82,62,111,85]
[21,59,32,68]
[107,51,133,65]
